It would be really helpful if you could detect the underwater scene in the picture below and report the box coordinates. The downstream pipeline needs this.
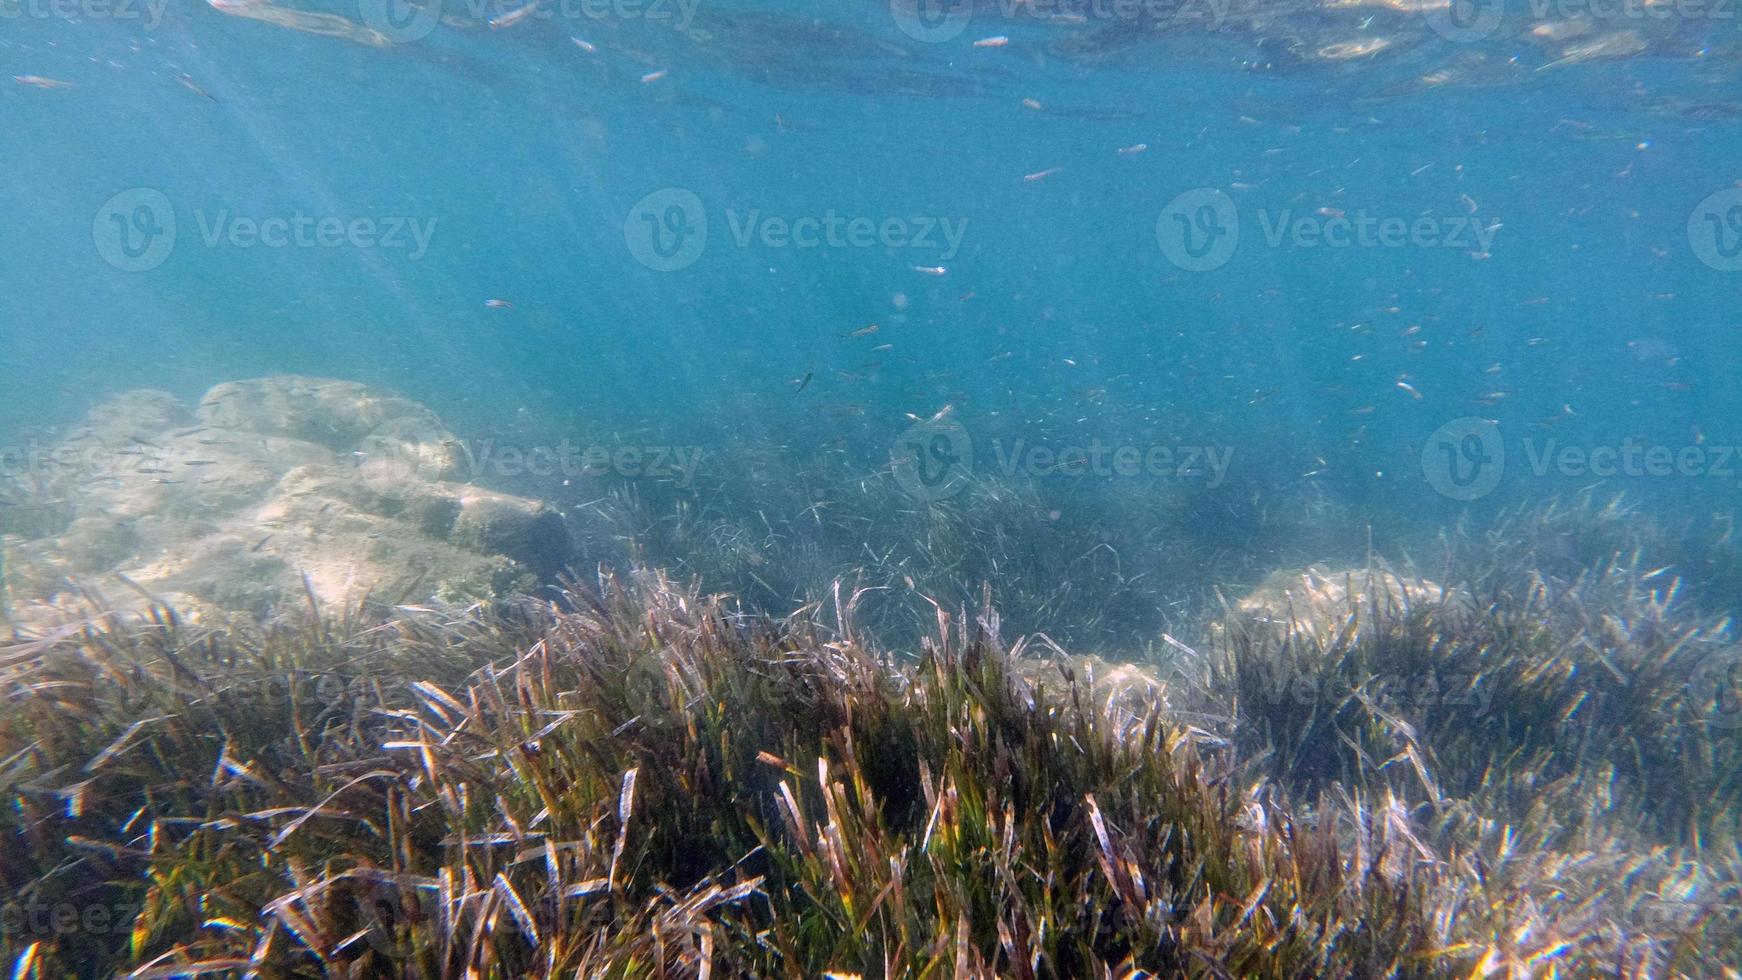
[4,0,1742,974]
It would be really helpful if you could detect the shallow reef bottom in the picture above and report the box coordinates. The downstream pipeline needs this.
[1,563,1739,978]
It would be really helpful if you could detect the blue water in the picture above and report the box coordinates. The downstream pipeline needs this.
[4,0,1742,634]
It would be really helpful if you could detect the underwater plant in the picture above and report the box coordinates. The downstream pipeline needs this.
[3,551,1738,978]
[0,574,1430,976]
[1185,545,1742,975]
[558,432,1354,658]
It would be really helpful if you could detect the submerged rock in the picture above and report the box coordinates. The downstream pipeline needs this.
[1218,563,1466,645]
[199,376,470,480]
[1016,652,1178,730]
[1,376,574,631]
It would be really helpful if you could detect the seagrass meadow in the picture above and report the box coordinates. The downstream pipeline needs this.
[3,498,1740,979]
[7,0,1742,971]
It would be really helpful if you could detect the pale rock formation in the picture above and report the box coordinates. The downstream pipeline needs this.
[0,377,573,631]
[1217,564,1466,646]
